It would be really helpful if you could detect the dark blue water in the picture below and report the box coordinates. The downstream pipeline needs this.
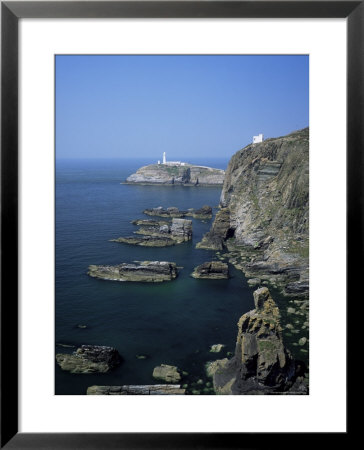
[55,158,256,394]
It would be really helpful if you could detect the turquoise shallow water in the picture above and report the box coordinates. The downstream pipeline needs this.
[55,158,257,394]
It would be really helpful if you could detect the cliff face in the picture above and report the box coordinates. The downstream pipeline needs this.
[197,128,309,297]
[208,288,307,394]
[126,164,225,185]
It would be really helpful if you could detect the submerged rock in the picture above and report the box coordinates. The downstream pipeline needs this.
[152,364,181,383]
[56,343,76,349]
[56,345,122,374]
[209,288,307,394]
[298,337,307,346]
[191,261,229,279]
[88,261,178,282]
[87,385,185,395]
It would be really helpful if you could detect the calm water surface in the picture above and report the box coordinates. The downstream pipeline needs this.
[56,158,299,395]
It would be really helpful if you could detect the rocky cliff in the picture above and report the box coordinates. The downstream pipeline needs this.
[126,164,225,185]
[197,128,309,298]
[207,288,307,394]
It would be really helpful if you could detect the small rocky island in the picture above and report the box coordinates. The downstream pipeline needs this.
[56,345,122,374]
[125,153,224,185]
[88,261,178,282]
[152,364,182,383]
[191,261,229,279]
[111,218,192,247]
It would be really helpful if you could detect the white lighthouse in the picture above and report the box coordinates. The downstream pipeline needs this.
[163,152,166,164]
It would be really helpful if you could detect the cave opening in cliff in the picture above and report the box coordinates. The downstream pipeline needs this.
[226,227,235,239]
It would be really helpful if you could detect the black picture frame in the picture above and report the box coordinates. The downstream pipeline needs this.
[1,1,357,448]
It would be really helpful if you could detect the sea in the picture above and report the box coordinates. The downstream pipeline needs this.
[55,158,306,395]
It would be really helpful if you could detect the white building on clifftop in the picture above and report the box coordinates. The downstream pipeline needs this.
[253,133,264,144]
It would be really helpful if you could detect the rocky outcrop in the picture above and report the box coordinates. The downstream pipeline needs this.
[56,345,122,374]
[131,219,170,227]
[126,164,224,185]
[110,236,177,247]
[144,206,186,218]
[143,205,212,220]
[170,219,193,242]
[112,218,192,247]
[88,261,178,282]
[207,288,307,394]
[189,206,213,219]
[152,364,181,383]
[197,128,309,297]
[191,261,229,279]
[87,385,186,395]
[196,208,232,250]
[210,344,225,353]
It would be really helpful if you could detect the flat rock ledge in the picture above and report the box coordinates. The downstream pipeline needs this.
[87,385,185,395]
[56,345,122,374]
[112,218,192,247]
[110,235,176,247]
[131,219,170,227]
[191,261,229,279]
[144,205,212,220]
[152,364,181,383]
[88,261,178,282]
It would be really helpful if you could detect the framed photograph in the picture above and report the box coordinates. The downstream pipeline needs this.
[1,1,357,447]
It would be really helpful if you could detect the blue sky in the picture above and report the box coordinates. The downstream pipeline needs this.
[56,55,308,160]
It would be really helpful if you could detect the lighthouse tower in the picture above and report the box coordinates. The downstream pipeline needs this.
[163,152,166,164]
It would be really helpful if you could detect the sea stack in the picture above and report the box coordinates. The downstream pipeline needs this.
[206,287,307,394]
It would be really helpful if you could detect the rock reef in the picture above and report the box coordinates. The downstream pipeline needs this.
[207,288,307,394]
[143,205,212,220]
[88,261,178,282]
[112,218,192,247]
[87,385,186,395]
[126,164,224,185]
[197,128,309,298]
[191,261,229,279]
[56,345,122,374]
